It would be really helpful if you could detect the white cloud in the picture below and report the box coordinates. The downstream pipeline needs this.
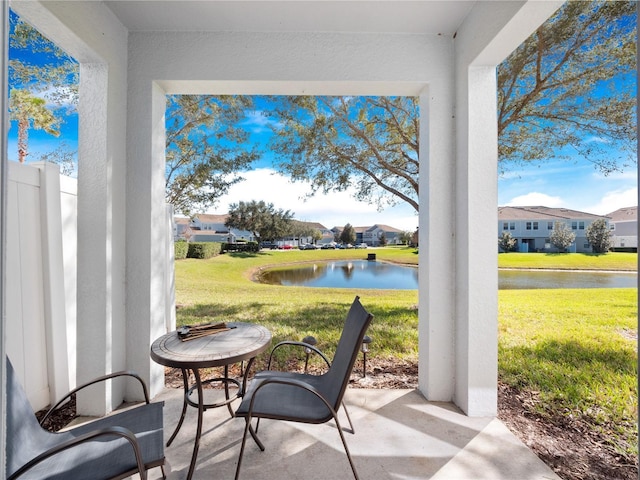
[584,187,638,216]
[242,110,279,134]
[505,192,564,207]
[212,168,418,231]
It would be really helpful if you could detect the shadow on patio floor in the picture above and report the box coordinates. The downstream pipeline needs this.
[144,388,560,480]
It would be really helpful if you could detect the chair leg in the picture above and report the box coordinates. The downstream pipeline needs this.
[341,400,355,434]
[235,417,251,480]
[333,412,360,480]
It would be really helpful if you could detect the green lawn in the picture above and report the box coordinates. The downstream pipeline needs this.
[498,251,637,270]
[174,247,637,458]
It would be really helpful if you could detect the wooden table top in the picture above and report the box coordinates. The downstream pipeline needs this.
[150,322,272,369]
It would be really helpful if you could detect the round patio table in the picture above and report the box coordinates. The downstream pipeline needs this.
[150,322,271,480]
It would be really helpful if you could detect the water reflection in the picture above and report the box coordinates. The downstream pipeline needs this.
[258,260,637,290]
[259,260,419,290]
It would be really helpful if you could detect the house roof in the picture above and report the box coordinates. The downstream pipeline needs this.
[606,206,637,222]
[366,224,403,233]
[498,206,608,221]
[196,213,229,224]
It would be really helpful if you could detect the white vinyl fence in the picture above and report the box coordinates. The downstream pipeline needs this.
[6,162,77,410]
[7,161,175,411]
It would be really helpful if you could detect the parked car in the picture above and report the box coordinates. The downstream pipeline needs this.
[321,243,336,249]
[279,244,293,250]
[260,242,278,250]
[355,243,368,249]
[301,243,319,250]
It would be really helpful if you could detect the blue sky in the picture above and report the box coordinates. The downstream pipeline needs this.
[8,11,637,233]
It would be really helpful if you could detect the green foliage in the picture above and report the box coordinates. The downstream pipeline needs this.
[9,13,79,108]
[379,232,387,246]
[9,89,60,163]
[339,223,356,245]
[498,1,637,174]
[498,231,517,252]
[266,96,419,212]
[187,242,221,259]
[222,242,259,253]
[399,231,413,245]
[174,240,189,260]
[225,200,294,241]
[549,222,576,252]
[586,218,613,253]
[165,95,259,215]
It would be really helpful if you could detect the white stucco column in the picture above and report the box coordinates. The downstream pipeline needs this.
[452,0,563,416]
[454,66,499,416]
[125,81,167,398]
[418,70,456,401]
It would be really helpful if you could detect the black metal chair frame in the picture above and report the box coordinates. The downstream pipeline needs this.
[7,359,166,480]
[234,296,373,480]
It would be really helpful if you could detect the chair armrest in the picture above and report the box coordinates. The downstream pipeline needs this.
[266,341,332,370]
[8,426,147,480]
[39,371,150,427]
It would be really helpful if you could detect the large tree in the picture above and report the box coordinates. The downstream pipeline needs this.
[225,200,294,241]
[265,1,635,211]
[267,96,419,211]
[9,89,60,163]
[9,14,78,107]
[165,95,259,215]
[9,13,76,166]
[498,0,636,175]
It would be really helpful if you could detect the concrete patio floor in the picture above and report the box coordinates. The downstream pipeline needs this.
[145,387,561,480]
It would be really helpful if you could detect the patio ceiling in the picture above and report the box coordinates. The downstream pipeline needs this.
[104,0,476,35]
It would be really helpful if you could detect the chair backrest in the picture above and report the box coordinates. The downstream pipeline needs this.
[323,296,373,410]
[6,358,55,477]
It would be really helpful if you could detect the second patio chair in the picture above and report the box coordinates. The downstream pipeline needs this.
[6,357,166,480]
[234,296,373,480]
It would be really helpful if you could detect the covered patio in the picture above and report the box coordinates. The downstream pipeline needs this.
[2,0,566,477]
[143,386,560,479]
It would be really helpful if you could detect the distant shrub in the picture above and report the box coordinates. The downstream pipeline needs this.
[174,240,188,259]
[187,242,221,259]
[222,241,259,253]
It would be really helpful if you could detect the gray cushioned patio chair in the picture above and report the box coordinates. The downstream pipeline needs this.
[6,357,166,480]
[234,296,373,480]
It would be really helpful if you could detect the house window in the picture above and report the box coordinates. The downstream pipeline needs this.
[510,222,515,230]
[579,221,585,230]
[547,222,553,230]
[502,222,509,230]
[533,222,538,230]
[526,222,532,230]
[610,224,616,231]
[572,222,577,230]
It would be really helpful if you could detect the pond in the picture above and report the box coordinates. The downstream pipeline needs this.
[257,260,637,290]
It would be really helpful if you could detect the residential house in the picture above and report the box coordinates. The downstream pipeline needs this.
[363,224,404,246]
[607,206,637,252]
[183,213,255,243]
[173,216,190,241]
[498,206,610,253]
